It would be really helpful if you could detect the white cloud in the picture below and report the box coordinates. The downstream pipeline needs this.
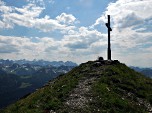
[0,2,12,13]
[0,1,44,28]
[0,35,60,60]
[0,44,19,53]
[0,20,5,29]
[15,4,43,18]
[56,13,78,25]
[0,1,77,33]
[26,0,45,7]
[93,0,152,28]
[3,8,42,28]
[63,27,105,52]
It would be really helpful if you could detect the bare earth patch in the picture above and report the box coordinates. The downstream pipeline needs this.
[65,75,99,112]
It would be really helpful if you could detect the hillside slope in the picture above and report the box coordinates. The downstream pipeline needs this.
[1,60,152,113]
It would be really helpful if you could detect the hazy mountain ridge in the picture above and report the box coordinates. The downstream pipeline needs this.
[0,60,77,109]
[0,63,74,76]
[1,60,152,113]
[130,66,152,78]
[0,59,77,67]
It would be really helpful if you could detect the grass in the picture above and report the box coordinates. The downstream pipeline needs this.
[2,74,78,112]
[1,61,152,113]
[89,63,152,113]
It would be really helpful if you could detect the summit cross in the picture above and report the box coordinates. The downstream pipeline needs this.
[105,15,112,60]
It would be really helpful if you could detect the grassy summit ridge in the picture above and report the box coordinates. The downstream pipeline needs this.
[1,60,152,113]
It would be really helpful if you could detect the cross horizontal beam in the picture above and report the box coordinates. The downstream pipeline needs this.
[105,23,112,31]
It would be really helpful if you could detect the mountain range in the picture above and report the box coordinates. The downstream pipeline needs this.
[130,66,152,78]
[0,59,77,67]
[0,59,77,109]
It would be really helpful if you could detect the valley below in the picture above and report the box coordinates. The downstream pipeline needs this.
[0,59,77,109]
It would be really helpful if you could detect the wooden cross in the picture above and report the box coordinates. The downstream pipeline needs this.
[105,15,112,60]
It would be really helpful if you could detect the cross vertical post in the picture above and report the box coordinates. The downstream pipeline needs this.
[105,15,112,60]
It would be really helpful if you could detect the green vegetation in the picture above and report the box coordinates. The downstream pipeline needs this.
[1,61,152,113]
[89,63,152,113]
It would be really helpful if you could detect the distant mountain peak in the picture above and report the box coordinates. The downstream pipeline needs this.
[0,59,78,67]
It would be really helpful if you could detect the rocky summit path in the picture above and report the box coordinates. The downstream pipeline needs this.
[65,74,100,112]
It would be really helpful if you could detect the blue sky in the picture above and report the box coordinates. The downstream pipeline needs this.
[0,0,152,67]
